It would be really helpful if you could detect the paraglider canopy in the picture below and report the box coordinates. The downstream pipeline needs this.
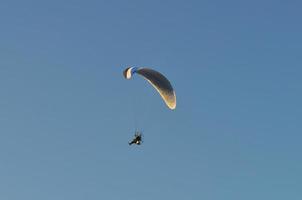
[123,67,176,110]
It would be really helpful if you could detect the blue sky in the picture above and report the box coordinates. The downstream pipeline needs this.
[0,0,301,199]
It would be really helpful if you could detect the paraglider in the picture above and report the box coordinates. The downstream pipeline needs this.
[128,131,143,145]
[123,67,176,145]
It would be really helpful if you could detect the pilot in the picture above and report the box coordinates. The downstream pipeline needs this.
[129,132,142,145]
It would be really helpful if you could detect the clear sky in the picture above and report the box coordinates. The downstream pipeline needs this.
[0,0,301,199]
